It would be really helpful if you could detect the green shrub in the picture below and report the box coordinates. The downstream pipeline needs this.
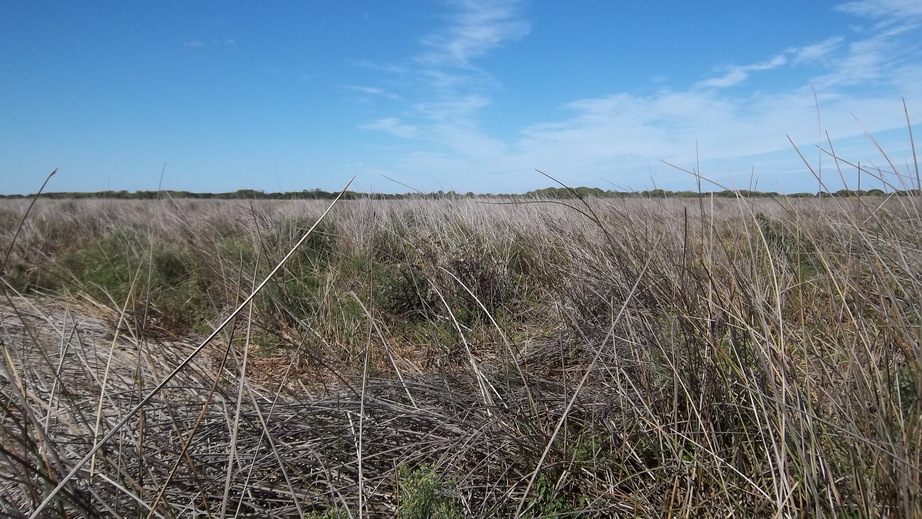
[52,229,209,334]
[375,262,431,319]
[397,465,464,519]
[56,228,141,303]
[305,509,348,519]
[755,212,819,276]
[526,474,576,518]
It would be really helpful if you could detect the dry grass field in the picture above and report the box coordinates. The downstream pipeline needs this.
[1,191,921,517]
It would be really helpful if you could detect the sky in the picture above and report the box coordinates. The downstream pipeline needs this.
[2,1,921,195]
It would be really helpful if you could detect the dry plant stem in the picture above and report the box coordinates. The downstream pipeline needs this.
[146,344,231,519]
[855,113,911,192]
[430,282,497,409]
[27,177,354,519]
[349,291,419,408]
[357,301,372,518]
[219,260,259,519]
[905,99,920,190]
[146,332,235,519]
[232,332,313,519]
[44,310,76,431]
[90,267,143,477]
[535,169,617,251]
[513,237,657,518]
[438,267,535,414]
[0,169,55,274]
[92,471,165,519]
[0,170,62,489]
[0,292,70,486]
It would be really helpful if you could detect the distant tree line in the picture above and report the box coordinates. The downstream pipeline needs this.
[0,186,911,200]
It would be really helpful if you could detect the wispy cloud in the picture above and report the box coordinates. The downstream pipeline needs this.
[182,39,236,48]
[360,117,419,139]
[788,37,844,65]
[417,0,530,68]
[358,0,920,193]
[346,85,399,100]
[835,0,922,20]
[360,0,530,150]
[811,22,919,89]
[697,55,789,89]
[509,4,921,186]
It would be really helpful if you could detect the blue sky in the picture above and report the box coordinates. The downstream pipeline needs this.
[2,1,921,195]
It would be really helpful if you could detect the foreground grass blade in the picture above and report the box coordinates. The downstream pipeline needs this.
[1,168,56,274]
[28,177,354,519]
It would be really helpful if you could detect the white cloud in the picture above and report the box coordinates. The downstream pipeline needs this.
[417,0,531,68]
[346,85,399,100]
[835,0,922,19]
[183,39,236,48]
[414,94,490,122]
[697,69,749,89]
[696,55,788,89]
[348,86,385,96]
[354,0,919,193]
[505,3,921,182]
[811,24,916,89]
[360,117,419,139]
[788,37,844,65]
[355,1,529,160]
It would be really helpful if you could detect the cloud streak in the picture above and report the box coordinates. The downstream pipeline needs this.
[359,0,529,155]
[417,0,530,68]
[360,117,419,139]
[357,0,921,193]
[696,55,789,89]
[182,39,236,48]
[789,37,843,65]
[835,0,922,20]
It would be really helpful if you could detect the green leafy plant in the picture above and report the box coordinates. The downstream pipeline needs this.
[397,465,464,519]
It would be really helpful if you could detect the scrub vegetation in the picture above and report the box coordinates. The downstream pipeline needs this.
[1,166,921,516]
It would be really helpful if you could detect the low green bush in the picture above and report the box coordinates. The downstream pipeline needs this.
[397,465,463,519]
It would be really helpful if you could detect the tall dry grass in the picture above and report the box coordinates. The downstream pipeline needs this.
[0,182,920,516]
